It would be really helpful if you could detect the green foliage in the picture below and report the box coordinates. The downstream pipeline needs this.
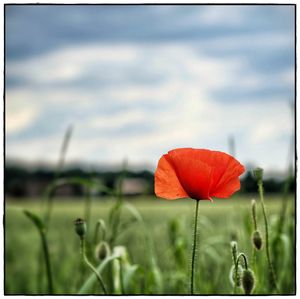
[78,253,120,294]
[6,196,295,295]
[23,210,45,232]
[23,210,53,293]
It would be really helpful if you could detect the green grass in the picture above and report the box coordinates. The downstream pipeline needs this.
[5,195,295,294]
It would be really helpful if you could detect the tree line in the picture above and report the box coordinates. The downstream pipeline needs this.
[5,164,295,199]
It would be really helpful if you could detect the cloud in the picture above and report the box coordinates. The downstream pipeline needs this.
[6,105,38,134]
[248,104,292,145]
[5,89,41,134]
[5,40,294,172]
[5,5,294,60]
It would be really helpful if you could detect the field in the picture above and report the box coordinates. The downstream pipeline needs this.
[5,194,295,295]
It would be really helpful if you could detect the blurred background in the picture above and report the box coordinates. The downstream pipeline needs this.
[5,4,295,198]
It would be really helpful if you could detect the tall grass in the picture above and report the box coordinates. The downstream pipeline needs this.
[5,194,295,295]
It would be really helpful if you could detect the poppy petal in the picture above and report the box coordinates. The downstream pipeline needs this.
[210,176,241,198]
[167,149,212,200]
[154,148,245,201]
[206,151,244,193]
[155,154,188,200]
[211,159,245,195]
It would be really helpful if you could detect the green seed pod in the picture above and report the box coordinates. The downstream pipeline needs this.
[242,269,255,294]
[229,264,243,287]
[253,167,263,181]
[74,218,86,238]
[252,230,263,250]
[95,241,111,261]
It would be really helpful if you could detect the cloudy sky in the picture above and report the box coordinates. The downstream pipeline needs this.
[5,5,295,172]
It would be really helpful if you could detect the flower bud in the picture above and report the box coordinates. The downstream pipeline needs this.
[252,230,263,250]
[229,264,243,287]
[242,269,255,294]
[253,167,263,181]
[74,218,86,238]
[95,241,111,261]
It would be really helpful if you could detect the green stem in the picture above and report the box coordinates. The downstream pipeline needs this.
[258,181,279,293]
[251,201,257,274]
[119,259,125,294]
[109,201,122,246]
[84,187,92,230]
[277,176,291,236]
[237,253,248,270]
[190,199,200,294]
[40,231,53,294]
[251,201,258,230]
[44,125,73,229]
[233,266,237,294]
[230,241,238,294]
[93,220,106,246]
[108,163,127,246]
[232,249,238,293]
[251,247,257,271]
[80,238,107,294]
[44,192,55,230]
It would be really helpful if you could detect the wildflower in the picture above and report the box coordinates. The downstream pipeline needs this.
[155,148,245,201]
[154,148,245,294]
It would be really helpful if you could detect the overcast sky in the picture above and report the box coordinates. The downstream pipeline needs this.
[5,5,295,172]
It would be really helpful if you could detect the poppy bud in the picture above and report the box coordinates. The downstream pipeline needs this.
[253,167,264,181]
[229,264,243,287]
[242,269,255,294]
[95,241,111,261]
[252,230,263,250]
[74,218,86,238]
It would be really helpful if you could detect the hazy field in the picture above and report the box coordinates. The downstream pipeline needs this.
[5,195,295,295]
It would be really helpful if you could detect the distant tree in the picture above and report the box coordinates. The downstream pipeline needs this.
[241,172,257,193]
[4,165,295,199]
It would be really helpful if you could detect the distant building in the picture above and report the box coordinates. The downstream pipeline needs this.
[121,178,149,196]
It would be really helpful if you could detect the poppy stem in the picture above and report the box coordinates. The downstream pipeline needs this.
[80,236,108,294]
[40,231,54,293]
[230,241,238,294]
[190,199,200,294]
[237,252,248,270]
[257,179,279,293]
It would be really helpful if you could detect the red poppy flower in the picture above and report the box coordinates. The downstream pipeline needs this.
[155,148,245,201]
